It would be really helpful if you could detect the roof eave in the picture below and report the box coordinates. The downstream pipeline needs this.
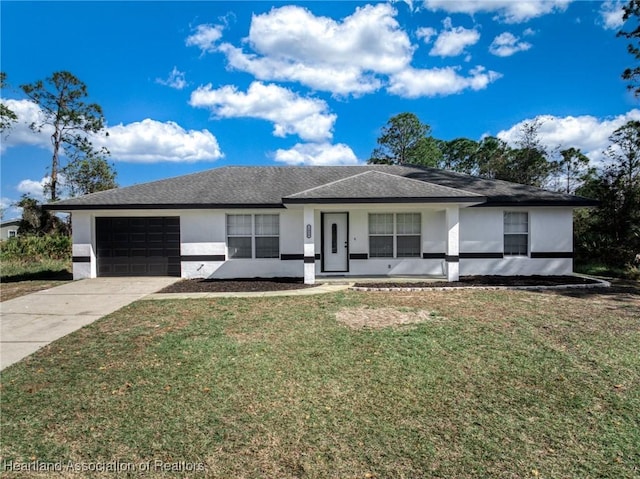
[476,199,600,207]
[44,203,287,211]
[282,197,487,205]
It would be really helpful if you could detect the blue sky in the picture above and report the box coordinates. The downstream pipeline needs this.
[0,1,637,218]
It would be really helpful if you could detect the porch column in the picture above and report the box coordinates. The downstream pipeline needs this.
[71,212,97,279]
[445,206,460,282]
[303,206,316,285]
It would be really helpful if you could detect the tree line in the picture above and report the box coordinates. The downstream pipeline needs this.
[369,112,596,192]
[369,112,639,271]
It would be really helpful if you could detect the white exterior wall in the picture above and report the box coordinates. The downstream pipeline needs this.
[423,210,446,254]
[348,259,445,276]
[531,208,573,252]
[181,208,304,279]
[282,209,304,256]
[180,210,226,279]
[68,204,575,280]
[203,259,302,279]
[459,207,574,276]
[460,208,503,253]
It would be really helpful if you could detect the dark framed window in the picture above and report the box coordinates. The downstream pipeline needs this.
[369,213,421,258]
[369,213,394,258]
[396,213,421,258]
[255,214,280,258]
[227,214,280,259]
[227,214,252,258]
[504,212,528,256]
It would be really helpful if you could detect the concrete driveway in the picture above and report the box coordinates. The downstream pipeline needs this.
[0,277,179,370]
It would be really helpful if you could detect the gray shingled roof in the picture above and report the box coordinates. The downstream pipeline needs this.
[284,170,484,203]
[400,167,598,206]
[47,165,598,210]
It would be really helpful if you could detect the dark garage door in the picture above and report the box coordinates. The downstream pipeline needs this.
[96,217,180,277]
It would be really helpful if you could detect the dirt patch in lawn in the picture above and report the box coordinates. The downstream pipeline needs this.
[159,277,315,293]
[354,275,602,289]
[336,306,441,329]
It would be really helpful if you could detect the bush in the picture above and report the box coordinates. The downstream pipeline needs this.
[0,234,72,262]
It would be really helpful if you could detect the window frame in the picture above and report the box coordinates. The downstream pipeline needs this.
[503,211,529,257]
[254,214,280,259]
[368,212,422,259]
[368,213,394,258]
[226,214,280,259]
[395,213,421,258]
[226,214,253,259]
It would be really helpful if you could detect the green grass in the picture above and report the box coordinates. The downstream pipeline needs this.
[1,288,639,478]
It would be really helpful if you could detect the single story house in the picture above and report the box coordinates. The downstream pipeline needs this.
[0,219,20,240]
[47,165,597,284]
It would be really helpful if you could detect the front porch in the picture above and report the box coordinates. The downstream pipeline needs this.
[299,204,465,285]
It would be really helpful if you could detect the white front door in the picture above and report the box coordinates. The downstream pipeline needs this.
[323,213,348,272]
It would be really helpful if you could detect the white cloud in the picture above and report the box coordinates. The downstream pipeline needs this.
[1,100,222,163]
[155,67,187,90]
[246,4,412,74]
[416,26,437,43]
[17,177,50,201]
[274,143,359,166]
[215,3,413,96]
[0,99,51,151]
[600,1,625,30]
[388,65,501,98]
[185,24,224,53]
[428,17,480,57]
[496,110,640,164]
[218,44,383,97]
[95,119,224,163]
[489,32,532,57]
[423,0,572,23]
[190,3,502,99]
[190,81,336,142]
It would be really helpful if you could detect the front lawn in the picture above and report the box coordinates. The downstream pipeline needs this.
[1,287,638,478]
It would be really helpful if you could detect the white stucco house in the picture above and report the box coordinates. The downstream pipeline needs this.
[47,165,597,284]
